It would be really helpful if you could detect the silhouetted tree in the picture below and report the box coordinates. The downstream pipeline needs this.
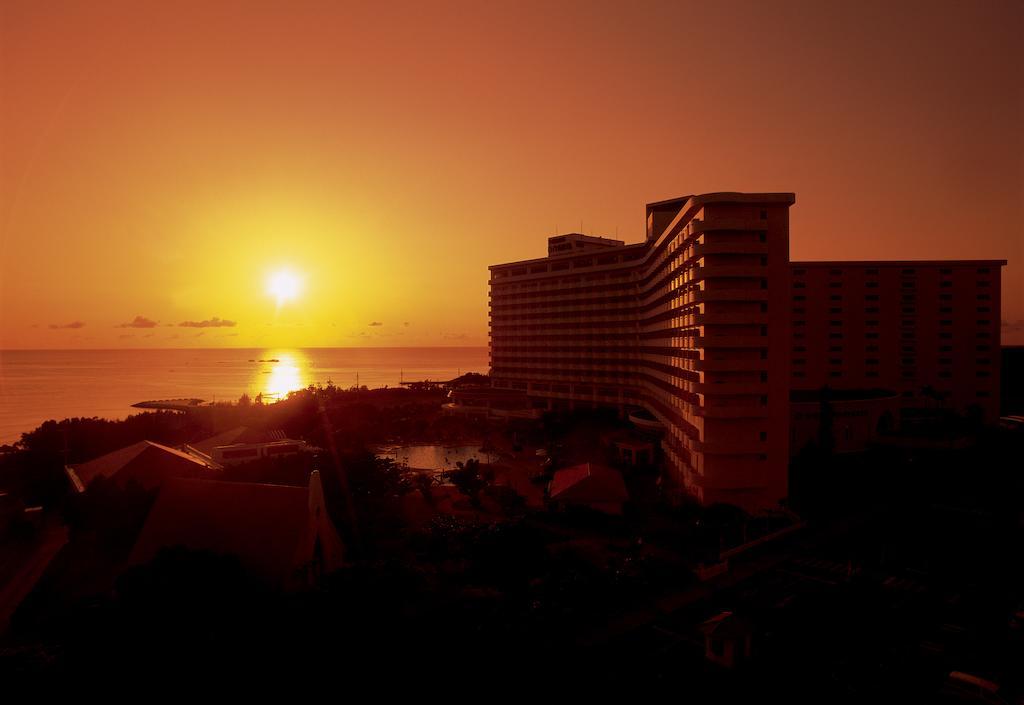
[446,458,484,507]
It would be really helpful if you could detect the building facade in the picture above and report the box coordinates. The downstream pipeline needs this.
[789,261,1004,421]
[490,193,795,512]
[489,192,1006,513]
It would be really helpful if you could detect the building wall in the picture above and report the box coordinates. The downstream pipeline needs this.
[790,261,1004,420]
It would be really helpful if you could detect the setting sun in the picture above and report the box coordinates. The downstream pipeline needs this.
[266,269,302,307]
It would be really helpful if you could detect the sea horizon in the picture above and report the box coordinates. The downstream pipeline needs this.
[0,346,490,444]
[0,345,488,352]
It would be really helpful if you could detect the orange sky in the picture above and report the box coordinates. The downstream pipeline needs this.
[1,0,1021,349]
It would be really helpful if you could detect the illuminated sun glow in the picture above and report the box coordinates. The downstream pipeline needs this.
[267,269,302,306]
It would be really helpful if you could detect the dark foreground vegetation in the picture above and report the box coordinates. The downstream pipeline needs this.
[1,384,1022,699]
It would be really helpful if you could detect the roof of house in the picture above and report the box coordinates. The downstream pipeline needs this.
[128,476,313,585]
[65,440,219,493]
[549,463,628,505]
[190,426,287,455]
[700,611,753,638]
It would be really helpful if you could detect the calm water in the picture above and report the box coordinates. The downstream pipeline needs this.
[376,444,498,472]
[0,347,488,444]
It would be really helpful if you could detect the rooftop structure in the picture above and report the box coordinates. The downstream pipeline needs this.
[65,440,221,493]
[128,471,344,588]
[548,462,628,515]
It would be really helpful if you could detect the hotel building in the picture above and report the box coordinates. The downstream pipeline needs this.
[789,261,1004,418]
[488,192,1005,513]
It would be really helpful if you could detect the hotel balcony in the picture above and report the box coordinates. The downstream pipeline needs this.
[696,406,768,419]
[692,241,769,258]
[695,335,768,348]
[694,382,769,395]
[695,359,768,372]
[691,217,769,233]
[696,440,767,455]
[694,265,767,280]
[692,312,768,326]
[691,289,768,304]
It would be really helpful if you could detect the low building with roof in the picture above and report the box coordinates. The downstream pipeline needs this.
[548,462,628,515]
[187,426,286,455]
[128,470,344,589]
[64,440,221,493]
[700,611,754,668]
[186,426,309,466]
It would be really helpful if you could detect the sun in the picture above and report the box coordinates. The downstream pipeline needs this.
[266,269,302,306]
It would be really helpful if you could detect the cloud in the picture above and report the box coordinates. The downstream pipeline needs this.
[404,321,411,327]
[179,316,236,328]
[117,315,158,328]
[49,321,85,329]
[368,321,383,327]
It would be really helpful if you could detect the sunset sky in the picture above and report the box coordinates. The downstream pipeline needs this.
[1,0,1021,349]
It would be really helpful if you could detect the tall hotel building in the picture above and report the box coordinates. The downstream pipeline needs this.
[488,192,1005,513]
[490,193,796,511]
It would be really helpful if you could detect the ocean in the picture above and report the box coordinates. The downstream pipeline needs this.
[0,347,489,444]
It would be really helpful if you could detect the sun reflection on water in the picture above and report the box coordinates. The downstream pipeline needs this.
[257,350,309,402]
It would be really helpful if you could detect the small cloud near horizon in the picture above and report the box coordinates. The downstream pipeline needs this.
[369,321,383,327]
[179,316,236,328]
[117,315,158,328]
[49,321,85,329]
